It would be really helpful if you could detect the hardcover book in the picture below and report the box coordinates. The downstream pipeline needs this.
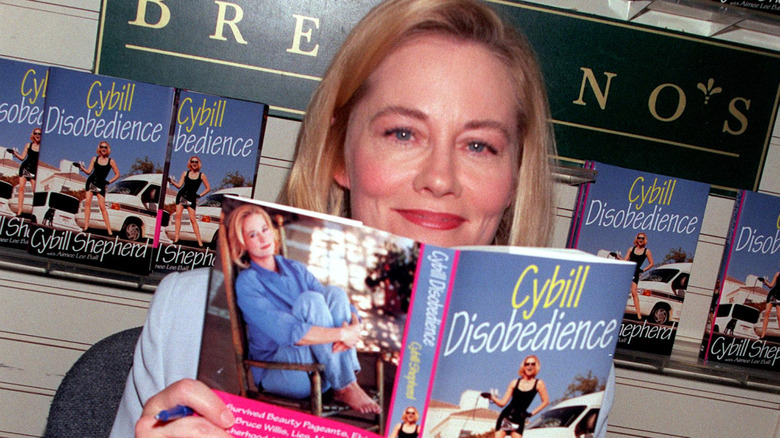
[28,67,175,275]
[0,57,48,250]
[700,190,780,372]
[566,161,710,355]
[151,89,267,275]
[197,195,635,438]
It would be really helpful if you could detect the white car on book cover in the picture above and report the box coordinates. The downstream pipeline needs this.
[624,262,690,325]
[523,391,602,438]
[166,186,251,246]
[0,180,14,216]
[706,303,761,339]
[30,191,81,231]
[75,173,171,242]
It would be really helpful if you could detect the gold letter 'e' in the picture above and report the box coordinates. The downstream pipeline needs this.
[287,14,320,57]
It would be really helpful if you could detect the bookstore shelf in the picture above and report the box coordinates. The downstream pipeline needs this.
[614,342,780,394]
[2,246,777,394]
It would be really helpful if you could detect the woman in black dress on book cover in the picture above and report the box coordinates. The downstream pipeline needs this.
[169,155,210,246]
[623,232,654,320]
[483,355,549,438]
[76,141,120,234]
[8,128,41,216]
[758,269,780,339]
[389,406,420,438]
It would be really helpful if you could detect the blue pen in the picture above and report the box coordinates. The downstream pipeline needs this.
[155,405,194,422]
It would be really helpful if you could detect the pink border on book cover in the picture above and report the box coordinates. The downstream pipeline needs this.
[215,390,382,438]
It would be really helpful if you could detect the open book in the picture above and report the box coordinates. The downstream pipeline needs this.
[197,196,635,438]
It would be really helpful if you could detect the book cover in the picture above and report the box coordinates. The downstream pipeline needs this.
[419,247,629,437]
[566,161,710,355]
[0,58,48,249]
[151,89,267,275]
[700,190,780,372]
[197,196,634,437]
[28,67,175,275]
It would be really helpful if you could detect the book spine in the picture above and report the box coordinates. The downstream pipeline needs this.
[386,244,458,432]
[566,160,594,249]
[701,189,745,361]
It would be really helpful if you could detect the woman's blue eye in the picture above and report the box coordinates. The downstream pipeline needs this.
[468,142,496,154]
[385,128,412,141]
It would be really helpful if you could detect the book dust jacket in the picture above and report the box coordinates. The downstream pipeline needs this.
[567,161,710,355]
[416,247,633,437]
[151,89,267,275]
[29,67,174,275]
[700,190,780,372]
[0,58,48,250]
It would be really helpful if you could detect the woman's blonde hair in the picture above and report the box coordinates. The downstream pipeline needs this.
[279,0,555,246]
[96,141,111,156]
[227,203,278,268]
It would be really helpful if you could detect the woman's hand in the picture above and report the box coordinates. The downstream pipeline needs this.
[135,379,235,437]
[336,314,362,350]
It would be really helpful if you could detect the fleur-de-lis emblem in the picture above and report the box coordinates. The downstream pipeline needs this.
[697,78,722,104]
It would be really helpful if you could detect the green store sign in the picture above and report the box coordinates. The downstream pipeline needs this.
[96,0,780,190]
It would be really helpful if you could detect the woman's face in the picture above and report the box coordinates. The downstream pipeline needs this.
[519,356,538,377]
[189,157,201,170]
[403,407,418,423]
[242,213,276,263]
[336,34,520,247]
[98,142,110,156]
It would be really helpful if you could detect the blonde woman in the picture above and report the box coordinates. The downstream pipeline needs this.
[77,141,120,234]
[112,2,616,437]
[623,233,654,319]
[279,0,554,248]
[389,406,420,438]
[483,355,549,438]
[758,270,780,338]
[169,156,210,246]
[226,203,377,412]
[8,128,41,216]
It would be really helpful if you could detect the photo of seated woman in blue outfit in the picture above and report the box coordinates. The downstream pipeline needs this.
[227,203,381,414]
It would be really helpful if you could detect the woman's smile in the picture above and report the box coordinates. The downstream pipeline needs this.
[392,209,466,231]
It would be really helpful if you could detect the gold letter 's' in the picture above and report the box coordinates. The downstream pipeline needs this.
[722,97,750,135]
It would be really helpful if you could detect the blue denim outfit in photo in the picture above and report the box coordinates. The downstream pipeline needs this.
[235,256,360,398]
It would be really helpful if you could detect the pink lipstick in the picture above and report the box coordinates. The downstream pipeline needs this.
[394,209,466,230]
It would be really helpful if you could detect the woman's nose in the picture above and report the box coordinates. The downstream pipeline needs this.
[412,144,462,198]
